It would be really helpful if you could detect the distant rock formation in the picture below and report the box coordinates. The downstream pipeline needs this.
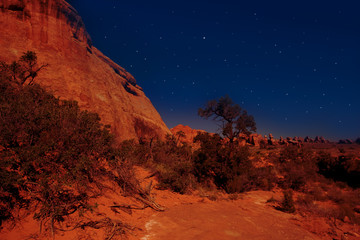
[338,139,353,144]
[0,0,170,143]
[170,124,208,147]
[267,133,277,145]
[248,133,266,147]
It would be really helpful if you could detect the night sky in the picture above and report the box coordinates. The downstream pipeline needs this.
[69,0,360,141]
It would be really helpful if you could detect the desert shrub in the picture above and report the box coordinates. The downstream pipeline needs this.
[193,133,223,182]
[225,174,250,193]
[249,166,277,191]
[0,54,130,230]
[193,132,255,193]
[280,190,296,213]
[307,185,327,201]
[155,163,194,194]
[329,203,359,224]
[296,193,315,208]
[117,135,196,194]
[149,135,195,194]
[276,146,317,190]
[117,139,150,165]
[228,193,240,201]
[317,153,360,188]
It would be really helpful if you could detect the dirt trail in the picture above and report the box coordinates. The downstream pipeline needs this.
[138,191,320,240]
[2,167,351,240]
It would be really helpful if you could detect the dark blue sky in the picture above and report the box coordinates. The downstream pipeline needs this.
[69,0,360,140]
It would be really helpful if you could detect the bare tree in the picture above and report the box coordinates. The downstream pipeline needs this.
[198,95,256,143]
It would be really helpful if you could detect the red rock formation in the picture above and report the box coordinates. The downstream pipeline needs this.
[170,124,207,145]
[248,133,265,147]
[0,0,170,143]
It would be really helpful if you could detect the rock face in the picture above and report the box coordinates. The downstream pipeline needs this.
[0,0,170,143]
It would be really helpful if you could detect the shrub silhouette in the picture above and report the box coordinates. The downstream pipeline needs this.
[317,153,360,188]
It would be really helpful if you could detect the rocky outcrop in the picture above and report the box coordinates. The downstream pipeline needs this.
[248,133,266,147]
[170,124,207,145]
[267,133,277,145]
[0,0,170,143]
[338,139,353,144]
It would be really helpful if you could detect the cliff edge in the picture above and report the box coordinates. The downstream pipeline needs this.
[0,0,170,142]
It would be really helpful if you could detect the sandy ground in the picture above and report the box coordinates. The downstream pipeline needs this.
[1,167,359,240]
[134,191,319,240]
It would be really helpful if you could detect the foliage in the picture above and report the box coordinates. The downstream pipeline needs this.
[0,53,130,231]
[193,132,256,193]
[198,95,256,143]
[317,153,360,188]
[280,190,296,213]
[275,146,317,190]
[0,51,48,86]
[152,135,195,194]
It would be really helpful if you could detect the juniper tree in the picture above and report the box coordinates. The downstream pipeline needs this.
[198,95,256,143]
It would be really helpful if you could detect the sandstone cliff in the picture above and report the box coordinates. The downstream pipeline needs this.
[0,0,170,142]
